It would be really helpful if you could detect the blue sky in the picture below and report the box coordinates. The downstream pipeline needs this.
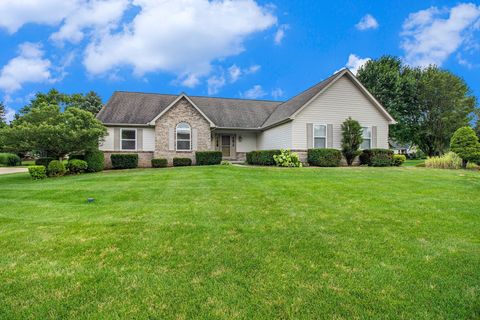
[1,0,479,121]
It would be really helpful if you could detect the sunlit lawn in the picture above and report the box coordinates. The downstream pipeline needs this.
[0,166,479,319]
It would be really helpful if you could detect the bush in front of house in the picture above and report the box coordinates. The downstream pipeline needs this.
[359,149,394,167]
[68,154,85,161]
[173,157,192,167]
[0,153,21,166]
[273,149,302,167]
[67,159,88,174]
[195,151,222,165]
[151,158,168,168]
[221,160,232,166]
[47,160,66,177]
[28,165,47,180]
[111,154,138,169]
[392,154,406,166]
[84,149,104,172]
[246,150,281,165]
[307,148,341,167]
[35,157,55,167]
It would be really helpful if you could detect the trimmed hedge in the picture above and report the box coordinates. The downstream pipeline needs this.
[359,149,394,167]
[195,151,222,165]
[111,154,138,169]
[246,150,281,166]
[0,153,21,166]
[307,149,341,167]
[85,150,104,172]
[173,157,192,167]
[35,157,55,167]
[68,154,85,161]
[28,166,47,180]
[67,159,88,174]
[392,154,406,166]
[151,158,168,168]
[47,160,66,177]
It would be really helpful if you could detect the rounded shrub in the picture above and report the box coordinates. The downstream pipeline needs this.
[173,157,192,167]
[67,159,88,174]
[195,151,222,165]
[450,126,480,168]
[111,154,138,169]
[246,150,281,165]
[273,149,302,167]
[85,149,104,172]
[0,153,21,166]
[35,157,55,167]
[307,149,341,167]
[359,149,394,167]
[28,166,47,180]
[47,160,66,177]
[151,158,168,168]
[392,154,406,166]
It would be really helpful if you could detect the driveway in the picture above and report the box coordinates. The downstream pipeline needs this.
[0,167,28,175]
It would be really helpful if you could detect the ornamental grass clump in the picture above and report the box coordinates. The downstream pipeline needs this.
[425,152,462,169]
[273,149,302,167]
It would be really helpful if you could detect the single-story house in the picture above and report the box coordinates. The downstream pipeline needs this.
[97,68,396,167]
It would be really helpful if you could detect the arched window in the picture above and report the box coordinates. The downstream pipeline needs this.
[176,122,191,151]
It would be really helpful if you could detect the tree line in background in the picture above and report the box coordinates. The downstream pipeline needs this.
[357,56,479,157]
[0,89,106,159]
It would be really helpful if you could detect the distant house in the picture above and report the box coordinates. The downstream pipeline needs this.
[97,69,396,167]
[389,139,417,156]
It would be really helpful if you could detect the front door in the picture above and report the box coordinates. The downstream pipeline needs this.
[221,135,231,158]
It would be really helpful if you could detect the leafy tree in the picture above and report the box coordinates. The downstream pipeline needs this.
[66,91,103,115]
[357,56,422,144]
[18,89,103,117]
[0,101,7,128]
[3,103,106,159]
[450,126,480,168]
[341,117,363,166]
[416,66,476,156]
[358,57,477,156]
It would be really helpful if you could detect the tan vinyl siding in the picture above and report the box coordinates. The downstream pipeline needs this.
[142,128,155,151]
[99,127,115,151]
[237,132,257,152]
[257,122,292,150]
[291,76,389,150]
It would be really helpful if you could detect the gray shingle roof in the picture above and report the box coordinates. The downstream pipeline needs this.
[97,70,353,129]
[261,71,340,128]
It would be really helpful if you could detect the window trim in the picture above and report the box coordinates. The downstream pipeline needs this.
[176,122,191,151]
[312,124,327,149]
[361,126,372,150]
[120,128,137,151]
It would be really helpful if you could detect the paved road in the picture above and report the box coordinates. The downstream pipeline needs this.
[0,167,28,175]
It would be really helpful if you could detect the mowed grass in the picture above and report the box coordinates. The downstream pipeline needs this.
[0,166,479,319]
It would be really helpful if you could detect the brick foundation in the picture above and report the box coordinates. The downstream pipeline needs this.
[103,151,154,169]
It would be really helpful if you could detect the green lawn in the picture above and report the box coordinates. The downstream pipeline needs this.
[404,159,425,167]
[0,166,479,319]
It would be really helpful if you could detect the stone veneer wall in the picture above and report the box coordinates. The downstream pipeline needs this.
[154,98,212,165]
[103,151,154,169]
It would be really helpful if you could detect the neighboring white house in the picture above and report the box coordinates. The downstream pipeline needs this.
[97,69,396,167]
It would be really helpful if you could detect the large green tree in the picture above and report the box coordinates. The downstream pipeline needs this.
[18,89,103,117]
[3,102,106,159]
[357,56,477,156]
[0,102,7,128]
[450,126,480,168]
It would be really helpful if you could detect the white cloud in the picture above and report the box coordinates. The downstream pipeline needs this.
[241,85,266,99]
[207,75,226,95]
[401,3,480,67]
[355,14,379,30]
[4,106,16,123]
[0,0,77,33]
[0,43,53,93]
[83,0,276,85]
[344,54,371,74]
[274,24,289,45]
[228,65,242,83]
[50,0,129,43]
[271,88,284,100]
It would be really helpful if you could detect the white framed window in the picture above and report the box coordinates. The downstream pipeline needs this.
[361,127,372,149]
[313,124,327,148]
[176,122,191,151]
[120,128,136,150]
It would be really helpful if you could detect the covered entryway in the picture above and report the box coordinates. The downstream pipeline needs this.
[220,135,233,158]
